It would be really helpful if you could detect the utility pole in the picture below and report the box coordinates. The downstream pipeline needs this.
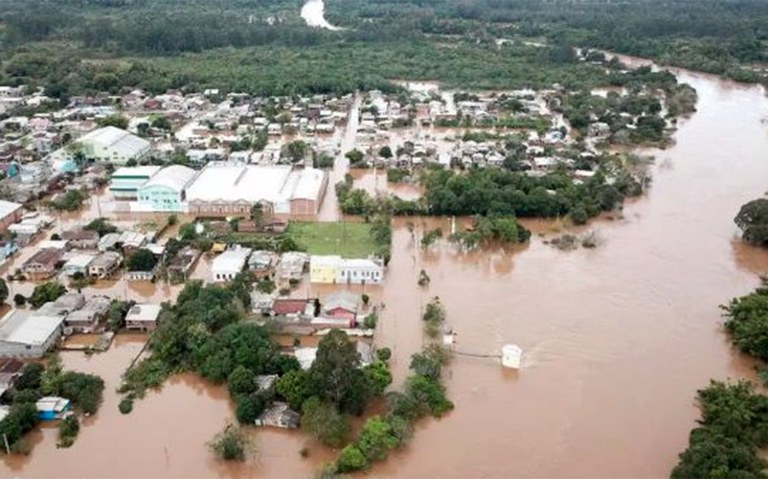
[3,433,10,454]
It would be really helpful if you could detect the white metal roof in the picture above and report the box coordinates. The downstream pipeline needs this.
[186,163,291,203]
[112,166,161,179]
[125,304,162,322]
[281,168,326,201]
[212,247,253,274]
[0,310,64,346]
[80,126,150,157]
[185,163,325,204]
[63,253,95,269]
[140,165,197,192]
[0,200,21,220]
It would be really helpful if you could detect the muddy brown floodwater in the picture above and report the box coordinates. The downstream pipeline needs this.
[5,62,768,478]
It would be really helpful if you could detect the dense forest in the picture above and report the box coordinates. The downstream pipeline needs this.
[1,0,768,96]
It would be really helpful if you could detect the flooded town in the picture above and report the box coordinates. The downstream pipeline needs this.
[1,0,768,476]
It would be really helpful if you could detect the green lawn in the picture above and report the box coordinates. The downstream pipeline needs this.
[287,221,375,258]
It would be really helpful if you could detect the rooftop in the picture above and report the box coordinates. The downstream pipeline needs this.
[0,310,64,346]
[212,246,252,273]
[80,126,150,157]
[140,165,197,192]
[126,304,162,323]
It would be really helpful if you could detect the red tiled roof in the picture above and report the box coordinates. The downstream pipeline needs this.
[272,299,310,315]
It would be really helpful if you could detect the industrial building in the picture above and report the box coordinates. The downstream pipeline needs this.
[109,166,161,200]
[136,165,197,211]
[185,163,327,217]
[0,310,64,358]
[77,126,151,164]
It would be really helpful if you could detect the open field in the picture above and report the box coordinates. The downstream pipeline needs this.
[287,221,374,257]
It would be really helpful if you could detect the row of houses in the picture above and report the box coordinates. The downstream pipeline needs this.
[209,247,384,285]
[0,298,162,358]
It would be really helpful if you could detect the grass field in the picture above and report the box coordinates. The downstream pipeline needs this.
[287,221,375,258]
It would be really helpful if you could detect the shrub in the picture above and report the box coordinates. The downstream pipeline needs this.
[118,397,134,414]
[57,415,79,448]
[209,425,247,461]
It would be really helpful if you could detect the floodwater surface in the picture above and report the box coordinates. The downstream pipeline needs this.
[3,64,768,478]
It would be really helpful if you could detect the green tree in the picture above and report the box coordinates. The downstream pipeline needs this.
[378,146,393,159]
[235,393,266,424]
[336,445,369,472]
[228,366,257,397]
[0,278,9,304]
[363,362,392,396]
[735,198,768,247]
[301,396,351,448]
[84,218,117,237]
[345,149,365,166]
[29,281,67,308]
[208,425,247,461]
[722,280,768,361]
[356,416,399,461]
[97,115,129,130]
[15,363,44,391]
[307,329,371,415]
[127,249,158,272]
[276,369,310,410]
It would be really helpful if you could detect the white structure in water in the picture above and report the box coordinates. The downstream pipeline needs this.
[501,344,523,369]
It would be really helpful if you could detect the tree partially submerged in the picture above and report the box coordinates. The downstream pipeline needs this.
[735,198,768,247]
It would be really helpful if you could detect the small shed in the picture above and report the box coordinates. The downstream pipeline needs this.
[36,396,71,421]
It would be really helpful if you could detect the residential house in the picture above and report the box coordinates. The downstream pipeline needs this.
[248,250,278,275]
[38,293,86,317]
[0,200,22,233]
[87,251,122,279]
[0,309,65,358]
[22,248,64,280]
[270,299,317,320]
[63,296,110,334]
[61,253,95,277]
[276,252,308,281]
[167,246,201,280]
[61,228,99,249]
[309,255,384,284]
[254,402,300,429]
[125,303,162,332]
[211,246,252,282]
[319,292,359,327]
[98,232,120,252]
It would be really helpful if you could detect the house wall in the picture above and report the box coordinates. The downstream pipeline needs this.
[125,320,156,332]
[0,328,61,358]
[290,198,317,216]
[0,208,21,233]
[337,265,383,284]
[188,200,267,217]
[310,264,338,284]
[138,185,184,212]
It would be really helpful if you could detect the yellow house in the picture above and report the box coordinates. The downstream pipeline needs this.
[309,255,342,283]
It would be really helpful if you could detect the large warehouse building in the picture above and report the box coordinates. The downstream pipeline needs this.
[185,163,327,217]
[78,126,151,165]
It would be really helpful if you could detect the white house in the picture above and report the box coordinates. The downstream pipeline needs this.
[211,246,252,282]
[338,258,384,285]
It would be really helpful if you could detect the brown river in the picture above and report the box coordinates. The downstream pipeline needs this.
[4,61,768,478]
